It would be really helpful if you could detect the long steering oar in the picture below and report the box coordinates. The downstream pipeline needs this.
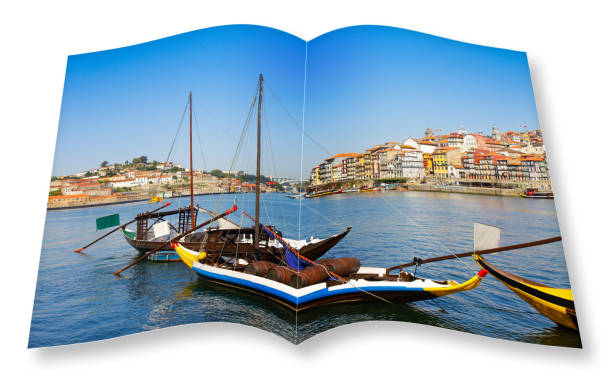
[386,235,562,274]
[113,204,237,277]
[74,202,172,253]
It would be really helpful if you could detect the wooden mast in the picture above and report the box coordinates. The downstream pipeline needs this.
[189,91,195,230]
[254,74,263,248]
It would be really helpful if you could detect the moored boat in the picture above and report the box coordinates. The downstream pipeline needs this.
[173,237,486,312]
[474,254,577,330]
[172,74,486,312]
[521,188,553,199]
[305,188,343,198]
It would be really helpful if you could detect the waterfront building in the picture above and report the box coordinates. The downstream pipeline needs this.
[520,155,549,181]
[332,163,342,182]
[378,147,403,179]
[423,152,434,175]
[310,166,321,186]
[433,147,453,178]
[462,134,477,152]
[417,140,437,154]
[363,148,373,179]
[355,154,365,180]
[397,150,424,179]
[402,137,420,149]
[447,132,464,148]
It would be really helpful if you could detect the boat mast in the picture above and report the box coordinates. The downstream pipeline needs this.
[254,74,263,248]
[189,91,195,231]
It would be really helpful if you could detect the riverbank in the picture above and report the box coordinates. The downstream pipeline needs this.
[46,191,241,211]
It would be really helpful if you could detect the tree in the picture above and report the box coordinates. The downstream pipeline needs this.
[100,161,109,167]
[132,155,148,164]
[210,169,226,178]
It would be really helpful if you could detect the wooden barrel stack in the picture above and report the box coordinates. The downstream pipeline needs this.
[291,258,361,288]
[247,258,361,288]
[266,265,298,286]
[244,261,277,277]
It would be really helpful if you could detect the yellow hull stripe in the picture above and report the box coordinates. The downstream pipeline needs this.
[424,273,485,297]
[173,243,206,269]
[503,282,577,330]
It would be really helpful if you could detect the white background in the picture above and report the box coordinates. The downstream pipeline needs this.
[1,0,610,380]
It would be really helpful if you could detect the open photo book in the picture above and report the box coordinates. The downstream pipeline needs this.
[30,24,578,348]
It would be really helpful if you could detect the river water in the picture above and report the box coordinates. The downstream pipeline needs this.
[29,191,580,347]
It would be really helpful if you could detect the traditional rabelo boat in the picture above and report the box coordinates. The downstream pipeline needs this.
[474,254,577,330]
[77,89,350,263]
[169,74,488,311]
[467,223,577,330]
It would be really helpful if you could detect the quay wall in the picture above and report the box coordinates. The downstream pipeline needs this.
[399,184,522,197]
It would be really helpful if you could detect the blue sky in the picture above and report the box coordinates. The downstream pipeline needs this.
[53,25,539,179]
[54,25,306,178]
[304,26,539,168]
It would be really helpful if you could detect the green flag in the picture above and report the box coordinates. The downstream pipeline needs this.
[96,213,120,230]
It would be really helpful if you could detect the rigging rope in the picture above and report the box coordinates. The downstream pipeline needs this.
[212,82,259,215]
[265,81,332,157]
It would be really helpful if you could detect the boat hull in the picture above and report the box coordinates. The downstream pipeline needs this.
[195,274,441,311]
[305,189,343,198]
[474,254,578,330]
[122,229,203,256]
[174,243,484,312]
[292,227,351,262]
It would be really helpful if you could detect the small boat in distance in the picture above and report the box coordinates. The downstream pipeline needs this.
[359,186,382,192]
[521,188,554,199]
[286,193,305,199]
[305,188,343,198]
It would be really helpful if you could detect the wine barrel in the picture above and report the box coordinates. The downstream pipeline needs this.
[290,265,330,288]
[244,261,277,277]
[266,266,298,285]
[318,257,360,275]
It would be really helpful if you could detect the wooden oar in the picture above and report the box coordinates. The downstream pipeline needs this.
[113,204,237,276]
[74,202,172,253]
[386,235,562,274]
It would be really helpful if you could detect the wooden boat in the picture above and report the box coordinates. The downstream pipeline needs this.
[305,188,343,198]
[174,241,486,311]
[359,186,382,192]
[119,91,349,260]
[474,254,577,330]
[172,74,485,311]
[521,188,554,199]
[123,208,350,261]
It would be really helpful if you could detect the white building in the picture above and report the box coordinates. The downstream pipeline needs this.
[392,150,424,179]
[462,134,478,152]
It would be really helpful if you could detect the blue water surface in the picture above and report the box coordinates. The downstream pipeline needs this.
[29,191,580,347]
